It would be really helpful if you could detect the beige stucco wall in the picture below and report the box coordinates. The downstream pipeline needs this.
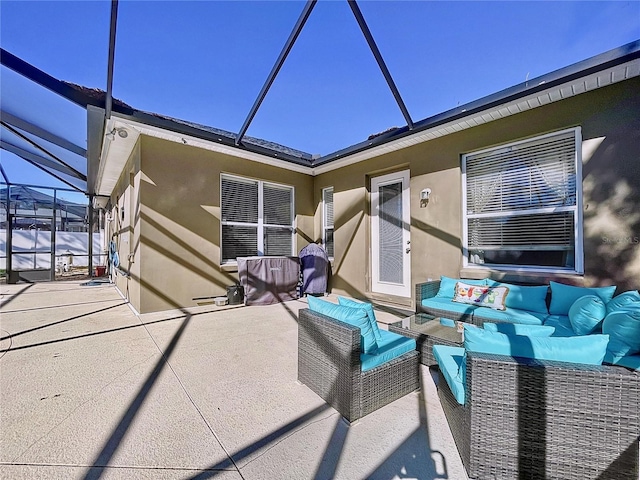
[108,140,141,312]
[315,77,640,306]
[110,76,638,313]
[136,137,314,313]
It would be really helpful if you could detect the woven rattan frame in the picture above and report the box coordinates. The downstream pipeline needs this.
[297,308,419,423]
[438,351,640,480]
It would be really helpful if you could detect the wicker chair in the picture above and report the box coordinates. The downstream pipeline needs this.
[297,308,420,423]
[438,350,640,480]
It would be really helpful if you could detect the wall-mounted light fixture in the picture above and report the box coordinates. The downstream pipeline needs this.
[106,127,129,141]
[420,188,432,208]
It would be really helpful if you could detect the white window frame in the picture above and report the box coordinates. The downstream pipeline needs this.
[322,186,334,259]
[220,174,295,264]
[461,127,583,274]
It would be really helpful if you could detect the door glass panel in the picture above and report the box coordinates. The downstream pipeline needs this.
[378,182,403,284]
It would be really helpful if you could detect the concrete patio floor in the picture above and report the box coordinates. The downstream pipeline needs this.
[0,280,467,480]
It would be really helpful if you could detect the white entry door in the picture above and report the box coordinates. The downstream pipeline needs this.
[371,170,411,297]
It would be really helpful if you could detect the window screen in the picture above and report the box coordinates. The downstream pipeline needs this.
[322,187,334,258]
[221,175,294,263]
[463,129,581,271]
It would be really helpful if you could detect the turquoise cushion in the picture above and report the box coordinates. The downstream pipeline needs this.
[463,324,609,365]
[549,281,616,315]
[440,317,456,328]
[500,283,549,314]
[337,296,383,344]
[602,305,640,357]
[484,322,555,336]
[544,315,576,337]
[606,290,640,314]
[360,330,416,372]
[568,295,606,335]
[436,276,485,298]
[421,297,477,316]
[307,296,378,354]
[432,345,466,405]
[473,306,546,325]
[604,352,640,371]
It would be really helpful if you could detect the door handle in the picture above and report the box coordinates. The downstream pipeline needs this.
[406,247,411,253]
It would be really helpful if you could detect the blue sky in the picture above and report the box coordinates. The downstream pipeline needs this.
[1,0,639,189]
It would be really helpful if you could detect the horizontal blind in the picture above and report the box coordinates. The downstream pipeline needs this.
[264,227,293,256]
[323,187,334,228]
[466,131,576,215]
[221,176,258,223]
[467,211,575,250]
[222,225,257,260]
[263,183,293,226]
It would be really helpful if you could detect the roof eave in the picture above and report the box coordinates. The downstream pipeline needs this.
[313,40,640,167]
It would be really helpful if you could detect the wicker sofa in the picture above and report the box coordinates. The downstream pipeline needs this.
[416,279,551,326]
[436,349,640,480]
[297,308,419,423]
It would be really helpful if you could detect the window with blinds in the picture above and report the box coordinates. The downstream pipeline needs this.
[462,128,582,271]
[322,187,334,258]
[221,174,294,263]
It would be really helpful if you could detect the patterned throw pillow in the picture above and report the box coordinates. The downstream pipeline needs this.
[452,281,509,311]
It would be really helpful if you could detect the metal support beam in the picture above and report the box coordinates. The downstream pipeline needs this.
[0,110,87,157]
[348,0,414,130]
[1,121,87,180]
[1,48,99,109]
[88,197,94,277]
[105,0,119,121]
[236,0,317,145]
[0,162,9,184]
[1,141,86,180]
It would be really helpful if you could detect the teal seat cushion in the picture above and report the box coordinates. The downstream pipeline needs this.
[473,306,546,325]
[421,297,477,317]
[360,330,416,372]
[568,295,606,335]
[436,276,485,298]
[307,296,378,354]
[432,345,466,405]
[440,317,456,328]
[463,324,609,365]
[602,305,640,357]
[544,315,576,337]
[549,281,616,315]
[484,322,555,336]
[486,282,549,314]
[604,352,640,371]
[606,290,640,314]
[337,296,383,344]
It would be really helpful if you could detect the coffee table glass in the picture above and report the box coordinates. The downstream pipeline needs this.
[388,313,463,366]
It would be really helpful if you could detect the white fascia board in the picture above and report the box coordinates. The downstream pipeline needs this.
[95,116,314,197]
[311,59,640,176]
[116,117,313,175]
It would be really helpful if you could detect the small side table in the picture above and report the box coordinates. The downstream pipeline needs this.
[389,313,463,366]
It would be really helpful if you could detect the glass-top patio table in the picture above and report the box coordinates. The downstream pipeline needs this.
[388,313,463,366]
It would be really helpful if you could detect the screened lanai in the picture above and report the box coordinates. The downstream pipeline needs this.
[1,1,639,288]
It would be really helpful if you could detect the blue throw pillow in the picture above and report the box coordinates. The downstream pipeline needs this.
[463,324,609,365]
[307,296,378,354]
[549,281,616,315]
[490,283,549,314]
[337,296,383,344]
[436,276,485,298]
[568,295,607,335]
[606,290,640,315]
[602,305,640,357]
[483,322,555,336]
